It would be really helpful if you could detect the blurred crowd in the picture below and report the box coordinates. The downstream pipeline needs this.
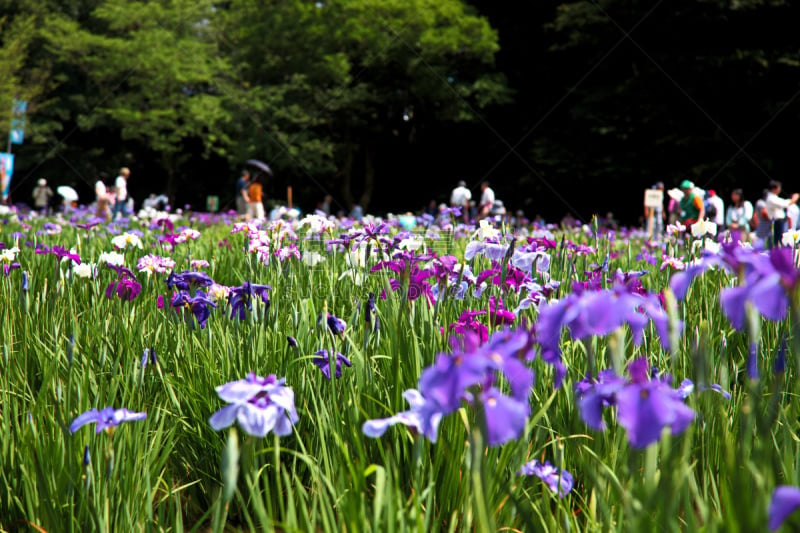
[644,179,799,247]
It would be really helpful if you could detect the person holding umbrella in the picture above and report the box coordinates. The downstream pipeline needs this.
[248,173,265,219]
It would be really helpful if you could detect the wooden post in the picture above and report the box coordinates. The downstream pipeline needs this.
[287,186,293,208]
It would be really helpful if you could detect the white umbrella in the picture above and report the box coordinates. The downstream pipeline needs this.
[667,188,684,201]
[57,186,78,202]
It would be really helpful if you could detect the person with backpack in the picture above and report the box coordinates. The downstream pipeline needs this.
[679,180,705,225]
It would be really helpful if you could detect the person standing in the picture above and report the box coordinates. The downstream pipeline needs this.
[765,180,799,247]
[235,169,250,219]
[449,180,472,223]
[478,181,495,220]
[787,201,800,231]
[725,189,753,242]
[706,189,725,228]
[247,174,265,219]
[32,179,54,215]
[678,180,705,225]
[644,182,665,240]
[753,190,772,243]
[113,167,130,219]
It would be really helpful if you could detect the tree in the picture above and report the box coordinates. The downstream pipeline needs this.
[221,0,510,209]
[528,0,800,217]
[46,0,233,199]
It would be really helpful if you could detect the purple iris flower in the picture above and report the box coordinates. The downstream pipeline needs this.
[326,313,347,335]
[576,358,696,448]
[52,245,81,264]
[675,378,731,400]
[475,262,530,293]
[489,296,516,325]
[769,486,800,531]
[372,255,435,304]
[363,389,444,442]
[365,327,535,445]
[312,349,352,379]
[364,292,376,328]
[480,387,530,446]
[141,348,159,367]
[518,459,574,498]
[615,379,695,448]
[105,277,142,301]
[536,278,679,388]
[227,281,271,320]
[511,248,551,275]
[3,262,20,277]
[75,218,105,230]
[70,407,147,434]
[166,271,214,291]
[449,310,489,344]
[287,336,298,349]
[574,369,627,430]
[104,262,135,277]
[209,372,299,437]
[465,241,510,261]
[171,290,217,329]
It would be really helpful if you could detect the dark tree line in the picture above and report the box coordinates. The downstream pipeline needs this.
[1,0,798,221]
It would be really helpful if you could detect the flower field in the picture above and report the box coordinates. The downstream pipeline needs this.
[2,208,800,532]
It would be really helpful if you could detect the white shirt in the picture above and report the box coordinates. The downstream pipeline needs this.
[766,192,791,220]
[787,204,800,230]
[480,187,495,207]
[115,176,127,201]
[95,181,107,199]
[709,195,724,225]
[450,186,471,206]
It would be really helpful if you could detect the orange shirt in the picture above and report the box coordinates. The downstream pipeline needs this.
[248,183,263,203]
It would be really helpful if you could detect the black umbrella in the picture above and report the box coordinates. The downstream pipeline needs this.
[245,159,273,176]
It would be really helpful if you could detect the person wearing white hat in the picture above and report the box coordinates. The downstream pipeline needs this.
[32,179,54,215]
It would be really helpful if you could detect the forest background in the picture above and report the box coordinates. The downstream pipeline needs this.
[1,0,798,223]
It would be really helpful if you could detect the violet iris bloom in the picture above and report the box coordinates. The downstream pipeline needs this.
[536,278,678,388]
[489,296,516,325]
[769,486,800,531]
[365,328,535,445]
[518,459,574,498]
[720,247,799,330]
[166,271,214,292]
[312,349,352,379]
[364,292,376,328]
[227,281,271,320]
[52,245,81,264]
[3,262,20,276]
[475,262,530,292]
[479,387,530,446]
[449,310,489,344]
[326,313,347,335]
[576,358,696,448]
[171,290,217,329]
[209,372,299,437]
[106,277,142,301]
[362,389,444,441]
[671,245,800,330]
[70,407,147,434]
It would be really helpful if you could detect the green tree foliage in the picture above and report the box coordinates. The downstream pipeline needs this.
[220,0,509,208]
[0,13,54,145]
[46,0,232,197]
